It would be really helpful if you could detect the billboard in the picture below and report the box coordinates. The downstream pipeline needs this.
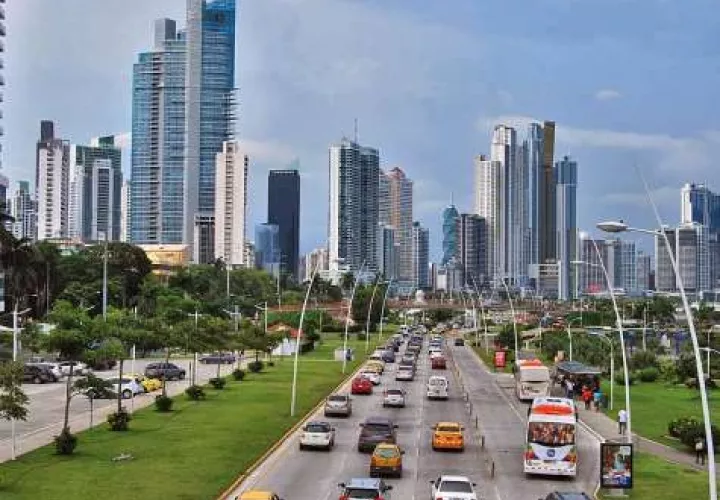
[600,442,633,489]
[494,350,506,369]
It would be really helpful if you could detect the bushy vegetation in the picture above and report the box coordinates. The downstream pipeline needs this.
[668,416,720,451]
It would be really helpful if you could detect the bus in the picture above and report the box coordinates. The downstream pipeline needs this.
[515,358,550,402]
[524,397,577,477]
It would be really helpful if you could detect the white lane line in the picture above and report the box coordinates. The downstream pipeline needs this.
[411,355,428,500]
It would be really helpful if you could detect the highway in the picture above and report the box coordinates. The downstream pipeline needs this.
[227,338,601,500]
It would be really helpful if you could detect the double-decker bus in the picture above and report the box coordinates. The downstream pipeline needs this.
[524,397,578,477]
[514,358,550,401]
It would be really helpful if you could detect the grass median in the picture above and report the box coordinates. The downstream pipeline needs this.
[0,336,380,500]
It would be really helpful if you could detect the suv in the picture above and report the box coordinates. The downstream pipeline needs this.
[325,393,352,417]
[338,478,392,499]
[357,417,398,453]
[540,493,592,500]
[144,362,186,380]
[23,364,57,383]
[199,352,236,364]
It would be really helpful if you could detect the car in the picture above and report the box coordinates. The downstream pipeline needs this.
[381,350,395,363]
[431,356,447,370]
[351,376,373,395]
[29,362,63,381]
[365,360,385,374]
[237,491,284,500]
[395,366,414,381]
[400,353,417,365]
[382,388,406,408]
[338,478,392,500]
[454,337,465,346]
[199,352,236,364]
[299,421,335,451]
[430,475,478,500]
[360,370,381,385]
[23,364,57,384]
[427,375,449,399]
[357,417,398,452]
[129,373,162,392]
[144,362,186,381]
[58,361,90,376]
[325,393,352,417]
[106,377,144,399]
[429,348,443,358]
[370,443,404,478]
[432,422,465,451]
[539,493,593,500]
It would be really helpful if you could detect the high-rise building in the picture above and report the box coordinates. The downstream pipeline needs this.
[328,138,380,273]
[411,221,430,289]
[681,183,720,287]
[474,154,501,281]
[0,0,5,175]
[637,251,652,292]
[457,213,487,287]
[120,180,130,242]
[616,240,637,294]
[255,223,280,277]
[525,123,544,268]
[130,1,236,262]
[10,181,36,241]
[441,203,460,265]
[579,235,608,294]
[377,224,398,280]
[304,247,329,282]
[655,223,711,293]
[538,120,556,265]
[379,167,413,281]
[214,141,248,267]
[268,169,300,279]
[36,121,70,240]
[555,155,578,300]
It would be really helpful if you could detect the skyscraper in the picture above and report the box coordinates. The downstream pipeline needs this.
[328,138,380,273]
[379,167,413,281]
[475,154,501,281]
[681,183,720,287]
[377,224,398,280]
[268,169,300,279]
[215,141,248,267]
[579,235,608,294]
[255,223,280,277]
[538,120,556,265]
[457,213,487,287]
[36,121,70,240]
[555,155,578,300]
[525,123,544,268]
[441,203,460,265]
[10,181,36,241]
[120,180,130,242]
[130,1,236,262]
[655,223,711,293]
[304,247,329,282]
[636,251,652,293]
[411,221,430,289]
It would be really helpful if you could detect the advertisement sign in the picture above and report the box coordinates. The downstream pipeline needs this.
[600,442,633,489]
[494,350,506,369]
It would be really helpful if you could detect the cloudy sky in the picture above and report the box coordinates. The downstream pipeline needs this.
[6,0,720,258]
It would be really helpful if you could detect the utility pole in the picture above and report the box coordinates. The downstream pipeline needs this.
[101,231,108,321]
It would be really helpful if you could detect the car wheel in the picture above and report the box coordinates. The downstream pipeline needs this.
[299,443,305,451]
[178,373,186,380]
[397,470,403,478]
[122,389,133,399]
[33,376,42,384]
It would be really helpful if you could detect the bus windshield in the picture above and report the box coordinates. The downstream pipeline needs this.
[520,369,549,382]
[527,422,575,446]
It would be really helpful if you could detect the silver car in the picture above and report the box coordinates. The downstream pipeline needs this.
[395,367,414,381]
[324,393,352,417]
[383,388,406,408]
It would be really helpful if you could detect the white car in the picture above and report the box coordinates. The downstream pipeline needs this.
[107,377,143,399]
[427,376,449,400]
[39,363,64,380]
[430,475,478,500]
[299,421,335,450]
[396,367,414,381]
[429,350,443,359]
[58,361,90,376]
[383,388,406,408]
[360,370,381,385]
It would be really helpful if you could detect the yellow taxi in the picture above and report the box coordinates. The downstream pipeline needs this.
[129,373,162,393]
[237,491,284,500]
[365,360,385,374]
[369,442,404,478]
[431,421,465,452]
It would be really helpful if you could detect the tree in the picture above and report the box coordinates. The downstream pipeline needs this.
[341,272,355,291]
[352,284,386,329]
[0,235,38,311]
[238,325,273,363]
[0,361,29,422]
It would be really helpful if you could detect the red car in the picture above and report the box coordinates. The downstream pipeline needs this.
[431,356,447,370]
[351,376,373,395]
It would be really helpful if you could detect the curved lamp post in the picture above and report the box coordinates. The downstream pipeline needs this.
[565,316,583,362]
[599,219,716,494]
[365,278,381,353]
[471,277,490,354]
[499,278,519,362]
[342,261,366,374]
[378,279,393,342]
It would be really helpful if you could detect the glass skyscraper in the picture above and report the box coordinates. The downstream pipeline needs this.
[268,169,300,280]
[130,1,236,262]
[441,203,459,265]
[555,155,577,300]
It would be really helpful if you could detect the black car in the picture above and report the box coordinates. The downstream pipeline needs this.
[357,416,398,452]
[199,352,236,364]
[381,350,395,363]
[454,337,465,346]
[540,493,593,500]
[144,362,186,380]
[23,364,57,384]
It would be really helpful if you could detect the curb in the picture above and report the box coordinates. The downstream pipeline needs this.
[216,357,369,500]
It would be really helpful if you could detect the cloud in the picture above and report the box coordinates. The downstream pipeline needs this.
[240,139,297,167]
[594,89,623,101]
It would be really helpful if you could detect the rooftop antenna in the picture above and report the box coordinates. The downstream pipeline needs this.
[354,118,359,143]
[450,191,454,206]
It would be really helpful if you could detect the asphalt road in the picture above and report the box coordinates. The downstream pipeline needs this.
[0,357,233,445]
[227,340,601,500]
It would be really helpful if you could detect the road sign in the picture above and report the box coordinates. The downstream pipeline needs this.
[494,350,506,369]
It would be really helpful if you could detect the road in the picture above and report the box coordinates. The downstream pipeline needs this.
[227,340,601,500]
[0,357,235,461]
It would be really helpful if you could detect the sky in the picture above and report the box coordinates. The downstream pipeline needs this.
[6,0,720,260]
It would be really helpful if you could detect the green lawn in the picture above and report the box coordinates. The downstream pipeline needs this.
[599,452,709,499]
[0,337,378,500]
[473,345,514,373]
[602,380,720,450]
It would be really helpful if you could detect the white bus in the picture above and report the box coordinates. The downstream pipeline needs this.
[515,359,550,402]
[524,397,577,477]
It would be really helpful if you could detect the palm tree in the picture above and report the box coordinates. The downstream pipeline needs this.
[0,232,39,311]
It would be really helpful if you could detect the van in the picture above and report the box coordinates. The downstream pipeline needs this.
[426,375,449,400]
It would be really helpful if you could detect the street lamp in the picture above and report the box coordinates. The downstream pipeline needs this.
[377,279,393,342]
[9,302,31,461]
[599,218,716,489]
[700,347,720,379]
[565,317,583,362]
[255,302,269,339]
[588,330,615,411]
[99,231,109,321]
[499,278,519,363]
[342,261,366,374]
[365,278,381,354]
[471,277,490,354]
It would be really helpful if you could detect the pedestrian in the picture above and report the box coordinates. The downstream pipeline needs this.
[582,388,592,410]
[696,437,707,465]
[617,408,628,435]
[565,379,574,400]
[593,388,602,412]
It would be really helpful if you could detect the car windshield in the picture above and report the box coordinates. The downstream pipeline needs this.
[365,423,391,433]
[437,425,460,432]
[429,378,447,386]
[108,378,131,384]
[528,422,576,446]
[386,390,403,395]
[440,480,473,493]
[305,423,330,433]
[328,395,347,402]
[374,447,399,458]
[345,489,378,499]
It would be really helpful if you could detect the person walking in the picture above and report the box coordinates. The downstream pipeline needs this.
[593,388,603,412]
[582,387,592,410]
[565,379,574,400]
[696,437,707,465]
[617,408,628,435]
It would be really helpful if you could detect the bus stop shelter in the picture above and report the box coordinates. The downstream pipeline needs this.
[554,361,603,395]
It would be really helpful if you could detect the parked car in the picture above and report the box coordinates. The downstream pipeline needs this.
[299,421,335,451]
[23,364,57,384]
[430,475,478,500]
[36,363,64,380]
[382,388,406,408]
[337,478,392,500]
[129,373,162,392]
[58,361,90,376]
[144,362,186,380]
[199,352,236,364]
[106,377,144,399]
[324,393,353,417]
[357,416,398,453]
[351,376,373,395]
[369,443,404,478]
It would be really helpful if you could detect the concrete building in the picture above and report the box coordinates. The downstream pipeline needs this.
[214,141,248,267]
[379,167,413,281]
[457,213,486,287]
[36,121,70,240]
[304,247,329,282]
[637,251,652,293]
[655,223,711,294]
[579,236,609,294]
[377,224,398,280]
[10,181,36,241]
[268,169,300,280]
[474,154,501,282]
[681,183,720,288]
[555,155,578,300]
[255,223,280,277]
[411,221,430,289]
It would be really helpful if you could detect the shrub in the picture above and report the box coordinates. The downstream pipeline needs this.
[267,361,275,367]
[54,428,77,455]
[638,367,660,383]
[185,385,206,401]
[299,341,315,354]
[631,350,659,371]
[356,333,368,341]
[232,368,246,381]
[685,377,718,390]
[107,409,131,431]
[668,416,701,438]
[670,416,720,451]
[614,371,636,386]
[248,360,264,373]
[658,357,678,382]
[209,377,227,389]
[155,395,173,412]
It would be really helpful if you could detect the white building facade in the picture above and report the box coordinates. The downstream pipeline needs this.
[214,141,248,267]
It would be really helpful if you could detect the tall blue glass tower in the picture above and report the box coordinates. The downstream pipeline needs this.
[130,0,236,262]
[441,203,459,265]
